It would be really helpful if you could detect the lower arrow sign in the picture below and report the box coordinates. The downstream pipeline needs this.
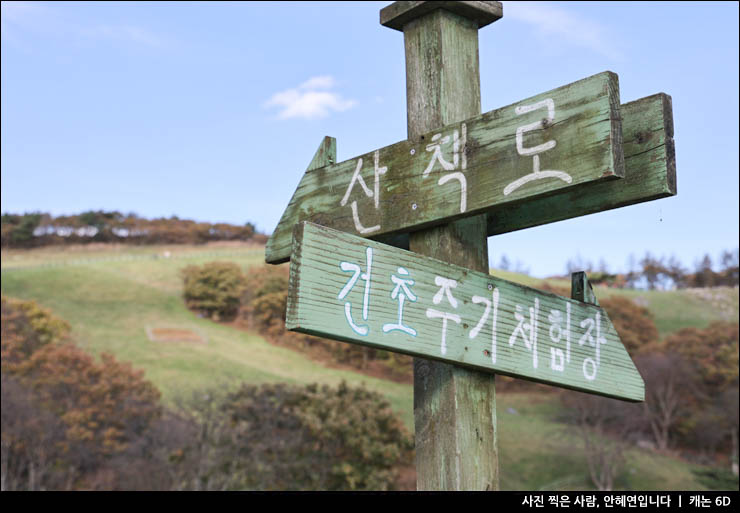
[287,222,644,402]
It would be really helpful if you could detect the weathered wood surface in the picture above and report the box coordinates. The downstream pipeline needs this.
[572,270,600,306]
[400,7,497,492]
[363,93,676,251]
[287,222,645,402]
[380,1,503,31]
[265,70,624,264]
[487,93,675,235]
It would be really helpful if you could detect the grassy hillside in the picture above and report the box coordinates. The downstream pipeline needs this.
[1,244,414,426]
[496,391,713,490]
[3,243,735,490]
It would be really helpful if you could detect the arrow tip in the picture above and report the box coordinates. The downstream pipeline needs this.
[265,136,337,265]
[308,136,337,171]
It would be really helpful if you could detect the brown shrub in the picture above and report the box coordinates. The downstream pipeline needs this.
[181,261,246,320]
[1,296,163,489]
[240,265,412,380]
[599,296,660,355]
[638,322,739,456]
[657,322,739,397]
[210,381,414,490]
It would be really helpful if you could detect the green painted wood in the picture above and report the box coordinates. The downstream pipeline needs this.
[341,93,677,253]
[265,70,624,264]
[307,136,337,172]
[287,222,645,403]
[380,1,503,31]
[572,271,600,306]
[486,93,676,236]
[401,7,497,491]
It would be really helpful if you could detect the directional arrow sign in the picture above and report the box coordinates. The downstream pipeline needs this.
[486,93,676,236]
[379,93,676,249]
[287,222,644,402]
[266,71,625,264]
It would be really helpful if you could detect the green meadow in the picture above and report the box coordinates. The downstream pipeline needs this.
[1,245,414,426]
[2,243,737,490]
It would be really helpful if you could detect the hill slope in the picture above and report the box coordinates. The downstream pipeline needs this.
[1,244,414,426]
[3,243,734,490]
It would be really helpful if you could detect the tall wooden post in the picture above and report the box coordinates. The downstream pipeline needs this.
[381,1,503,491]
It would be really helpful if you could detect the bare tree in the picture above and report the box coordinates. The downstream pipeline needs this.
[693,254,716,287]
[719,249,739,286]
[1,376,70,491]
[625,253,640,288]
[636,353,698,451]
[640,252,666,290]
[561,391,635,491]
[666,255,688,289]
[715,383,739,475]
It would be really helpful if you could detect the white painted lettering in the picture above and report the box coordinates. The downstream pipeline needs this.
[505,99,572,196]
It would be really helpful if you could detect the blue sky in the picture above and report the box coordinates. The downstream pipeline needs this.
[2,1,738,278]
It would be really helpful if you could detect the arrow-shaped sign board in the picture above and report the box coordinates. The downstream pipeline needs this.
[287,222,645,402]
[381,93,676,250]
[267,71,625,264]
[486,92,675,237]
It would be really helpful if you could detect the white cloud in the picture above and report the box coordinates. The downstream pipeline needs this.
[299,75,335,90]
[265,76,357,120]
[506,2,623,61]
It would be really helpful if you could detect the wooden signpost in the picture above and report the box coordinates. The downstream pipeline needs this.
[288,222,644,402]
[266,1,676,491]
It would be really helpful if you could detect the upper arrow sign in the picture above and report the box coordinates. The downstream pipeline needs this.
[287,222,644,402]
[486,92,676,237]
[266,71,624,264]
[377,93,676,250]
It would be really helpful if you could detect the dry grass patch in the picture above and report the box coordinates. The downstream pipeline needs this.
[146,326,207,344]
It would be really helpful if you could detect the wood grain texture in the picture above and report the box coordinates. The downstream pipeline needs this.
[265,70,624,264]
[486,93,675,235]
[402,7,497,491]
[307,136,337,171]
[287,222,645,403]
[572,271,600,306]
[359,93,676,252]
[381,1,503,31]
